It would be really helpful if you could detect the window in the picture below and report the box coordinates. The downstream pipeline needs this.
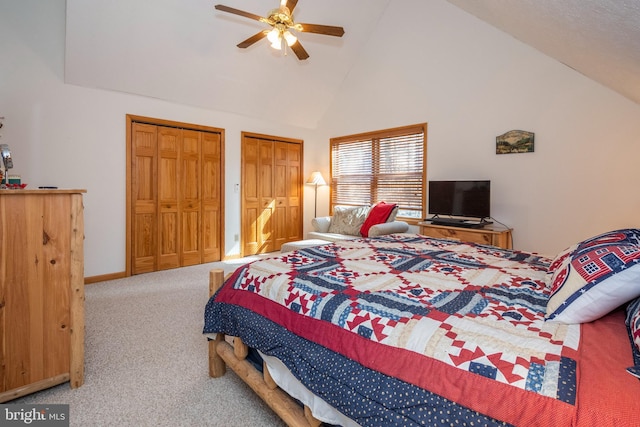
[330,123,427,221]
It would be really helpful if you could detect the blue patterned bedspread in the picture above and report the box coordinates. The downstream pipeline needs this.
[204,234,582,426]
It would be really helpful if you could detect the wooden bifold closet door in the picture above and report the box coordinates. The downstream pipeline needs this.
[242,133,303,255]
[128,116,224,275]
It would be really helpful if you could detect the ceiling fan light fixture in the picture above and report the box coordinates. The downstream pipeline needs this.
[215,2,345,60]
[283,30,297,46]
[270,40,282,50]
[267,27,281,44]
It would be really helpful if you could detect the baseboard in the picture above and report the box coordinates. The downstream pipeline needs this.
[85,271,127,284]
[84,254,249,284]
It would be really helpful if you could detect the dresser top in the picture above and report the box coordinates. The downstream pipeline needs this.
[0,189,86,195]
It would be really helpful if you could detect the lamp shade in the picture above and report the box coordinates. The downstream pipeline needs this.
[306,171,326,186]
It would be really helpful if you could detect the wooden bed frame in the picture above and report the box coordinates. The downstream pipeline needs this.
[208,269,323,427]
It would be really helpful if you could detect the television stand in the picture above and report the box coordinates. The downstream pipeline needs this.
[418,221,512,249]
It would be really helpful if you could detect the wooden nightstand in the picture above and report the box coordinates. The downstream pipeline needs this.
[418,221,513,249]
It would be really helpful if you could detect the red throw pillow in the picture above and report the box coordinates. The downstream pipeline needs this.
[360,202,397,237]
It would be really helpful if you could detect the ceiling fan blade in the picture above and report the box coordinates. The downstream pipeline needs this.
[296,23,345,37]
[237,31,268,48]
[290,41,309,60]
[284,0,299,13]
[214,5,264,22]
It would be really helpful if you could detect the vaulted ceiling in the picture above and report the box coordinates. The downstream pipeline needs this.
[65,0,640,129]
[448,0,640,108]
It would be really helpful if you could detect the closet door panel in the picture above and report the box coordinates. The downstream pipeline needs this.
[286,143,302,242]
[158,212,178,270]
[182,213,199,245]
[157,127,180,270]
[202,208,220,262]
[244,207,260,255]
[133,212,155,273]
[273,142,289,249]
[181,130,202,266]
[132,123,157,274]
[202,132,222,262]
[242,138,260,255]
[259,140,275,253]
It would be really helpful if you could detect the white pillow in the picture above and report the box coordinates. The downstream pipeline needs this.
[328,206,370,236]
[546,229,640,324]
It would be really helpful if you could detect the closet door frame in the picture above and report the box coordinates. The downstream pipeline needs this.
[126,115,225,276]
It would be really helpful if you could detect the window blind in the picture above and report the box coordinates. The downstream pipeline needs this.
[330,124,426,219]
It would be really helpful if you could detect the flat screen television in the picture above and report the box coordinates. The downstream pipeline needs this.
[428,180,491,224]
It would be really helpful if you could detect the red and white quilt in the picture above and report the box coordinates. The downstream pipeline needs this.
[205,234,640,426]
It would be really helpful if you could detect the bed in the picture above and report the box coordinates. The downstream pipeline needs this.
[203,231,640,426]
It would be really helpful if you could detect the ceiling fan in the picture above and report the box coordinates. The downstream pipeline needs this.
[214,0,345,60]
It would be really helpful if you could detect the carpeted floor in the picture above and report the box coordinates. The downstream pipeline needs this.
[11,256,286,427]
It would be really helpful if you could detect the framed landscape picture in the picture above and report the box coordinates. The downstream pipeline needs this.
[496,130,535,154]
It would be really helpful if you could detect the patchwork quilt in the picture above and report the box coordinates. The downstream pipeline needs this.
[203,235,624,426]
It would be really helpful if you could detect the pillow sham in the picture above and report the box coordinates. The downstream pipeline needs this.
[328,205,371,236]
[545,228,640,324]
[360,202,397,237]
[626,297,640,378]
[547,242,578,273]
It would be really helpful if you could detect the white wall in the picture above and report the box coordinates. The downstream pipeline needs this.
[3,1,640,279]
[319,0,640,255]
[0,0,325,277]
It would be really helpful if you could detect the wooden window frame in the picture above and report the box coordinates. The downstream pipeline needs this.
[330,123,427,224]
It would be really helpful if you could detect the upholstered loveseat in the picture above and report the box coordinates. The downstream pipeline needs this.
[307,202,409,242]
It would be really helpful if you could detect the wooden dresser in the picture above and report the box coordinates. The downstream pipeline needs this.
[0,189,85,402]
[418,221,513,249]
